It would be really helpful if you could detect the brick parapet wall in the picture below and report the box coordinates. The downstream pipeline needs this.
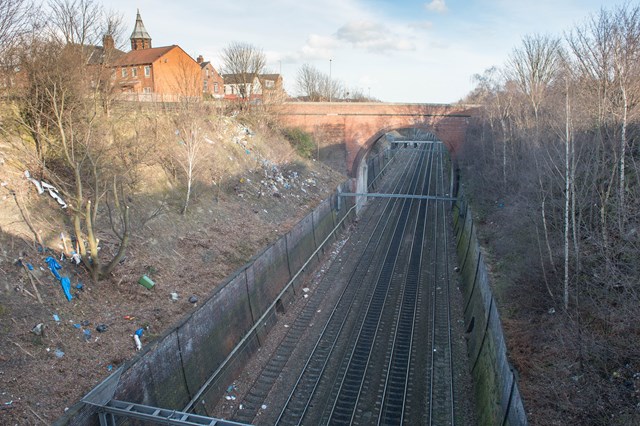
[277,102,480,176]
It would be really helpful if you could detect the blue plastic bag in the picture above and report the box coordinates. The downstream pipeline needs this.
[45,256,62,280]
[60,276,73,301]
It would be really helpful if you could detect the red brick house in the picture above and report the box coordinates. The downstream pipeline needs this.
[196,55,224,99]
[112,11,201,101]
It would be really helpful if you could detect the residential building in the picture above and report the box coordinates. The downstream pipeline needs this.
[223,73,262,101]
[258,74,287,103]
[111,11,201,101]
[223,73,286,103]
[196,55,224,99]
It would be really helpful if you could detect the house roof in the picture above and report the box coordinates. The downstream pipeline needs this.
[223,73,260,84]
[86,45,125,65]
[114,45,176,66]
[130,10,151,41]
[259,74,281,82]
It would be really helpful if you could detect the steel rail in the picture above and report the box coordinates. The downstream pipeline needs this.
[273,148,423,426]
[377,143,435,425]
[427,143,456,426]
[326,146,428,425]
[439,144,456,424]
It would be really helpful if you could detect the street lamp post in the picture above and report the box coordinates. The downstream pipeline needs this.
[329,59,332,102]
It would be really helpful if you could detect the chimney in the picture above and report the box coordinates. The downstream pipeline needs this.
[197,55,204,64]
[103,34,114,50]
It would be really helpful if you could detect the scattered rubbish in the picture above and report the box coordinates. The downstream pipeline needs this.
[73,324,81,329]
[188,295,198,304]
[548,308,556,314]
[135,328,144,337]
[284,324,289,328]
[107,365,113,372]
[138,275,155,290]
[261,404,267,410]
[26,263,34,271]
[54,348,65,358]
[60,276,73,301]
[45,256,62,280]
[70,252,81,265]
[133,334,142,351]
[53,314,60,322]
[4,401,12,406]
[31,323,44,336]
[170,292,179,301]
[25,171,68,208]
[80,320,90,327]
[46,256,73,301]
[96,324,108,333]
[83,329,92,341]
[226,385,236,393]
[225,395,236,401]
[75,283,83,290]
[454,266,460,272]
[302,288,310,293]
[304,294,309,298]
[239,404,243,410]
[123,315,135,321]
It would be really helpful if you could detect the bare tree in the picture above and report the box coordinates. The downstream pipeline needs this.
[296,63,323,101]
[221,41,266,102]
[173,112,209,215]
[506,34,563,128]
[610,4,640,230]
[295,63,344,101]
[47,0,103,46]
[170,52,202,104]
[0,0,37,57]
[15,32,131,281]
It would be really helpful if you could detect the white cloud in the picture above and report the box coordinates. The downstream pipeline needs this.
[409,21,434,31]
[335,20,416,53]
[425,0,447,13]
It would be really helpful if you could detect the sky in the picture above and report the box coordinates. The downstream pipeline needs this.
[100,0,617,103]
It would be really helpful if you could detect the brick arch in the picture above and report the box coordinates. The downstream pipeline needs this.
[277,102,479,176]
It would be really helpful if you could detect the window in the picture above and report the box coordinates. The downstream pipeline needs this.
[143,87,151,93]
[205,69,209,77]
[214,82,219,93]
[132,67,137,77]
[121,68,127,77]
[203,80,208,91]
[144,66,151,77]
[265,80,275,89]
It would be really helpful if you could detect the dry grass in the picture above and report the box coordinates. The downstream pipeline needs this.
[0,106,345,424]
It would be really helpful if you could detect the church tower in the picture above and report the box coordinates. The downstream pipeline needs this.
[130,10,152,51]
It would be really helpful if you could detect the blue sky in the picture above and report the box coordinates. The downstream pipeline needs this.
[100,0,617,103]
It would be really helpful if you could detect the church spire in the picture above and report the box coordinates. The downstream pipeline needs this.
[130,9,151,51]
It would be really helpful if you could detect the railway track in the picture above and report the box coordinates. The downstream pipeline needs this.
[213,141,472,425]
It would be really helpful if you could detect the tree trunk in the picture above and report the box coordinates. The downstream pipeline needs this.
[618,84,628,233]
[563,85,571,311]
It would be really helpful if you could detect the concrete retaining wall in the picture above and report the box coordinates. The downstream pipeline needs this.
[452,195,528,426]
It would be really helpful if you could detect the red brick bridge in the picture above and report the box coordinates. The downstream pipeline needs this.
[276,102,480,177]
